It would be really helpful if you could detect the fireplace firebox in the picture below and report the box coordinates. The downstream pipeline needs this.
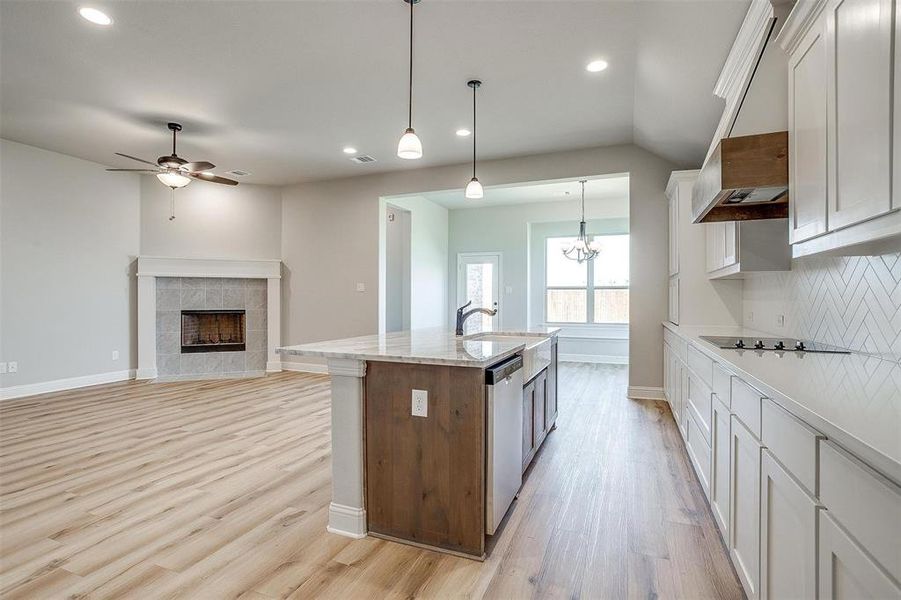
[181,310,246,353]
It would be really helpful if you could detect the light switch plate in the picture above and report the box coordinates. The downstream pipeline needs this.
[776,314,785,328]
[112,350,120,361]
[8,361,17,373]
[411,389,428,417]
[356,282,366,292]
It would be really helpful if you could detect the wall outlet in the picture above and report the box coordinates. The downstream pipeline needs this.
[356,282,366,292]
[776,314,785,328]
[112,350,120,361]
[0,363,6,374]
[8,361,17,373]
[411,389,428,417]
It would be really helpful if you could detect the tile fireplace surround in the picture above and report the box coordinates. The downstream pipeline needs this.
[136,257,282,380]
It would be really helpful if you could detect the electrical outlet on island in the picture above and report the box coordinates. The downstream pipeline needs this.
[411,389,428,417]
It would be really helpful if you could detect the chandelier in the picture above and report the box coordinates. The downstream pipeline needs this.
[563,180,601,263]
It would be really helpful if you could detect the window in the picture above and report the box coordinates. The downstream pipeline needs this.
[545,234,629,323]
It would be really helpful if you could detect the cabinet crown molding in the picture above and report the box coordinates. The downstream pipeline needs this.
[776,0,828,54]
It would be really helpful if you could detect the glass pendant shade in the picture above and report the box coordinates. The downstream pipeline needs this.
[465,177,484,199]
[156,170,191,189]
[563,180,599,263]
[397,128,422,159]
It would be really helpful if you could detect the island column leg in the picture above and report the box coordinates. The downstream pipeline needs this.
[325,358,367,538]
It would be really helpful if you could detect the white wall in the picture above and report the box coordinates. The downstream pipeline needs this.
[447,197,629,329]
[141,178,282,259]
[380,195,448,331]
[0,139,140,391]
[280,144,674,390]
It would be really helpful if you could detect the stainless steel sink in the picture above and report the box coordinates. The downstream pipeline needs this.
[465,332,552,382]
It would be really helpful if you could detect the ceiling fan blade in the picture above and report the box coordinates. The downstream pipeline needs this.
[106,168,160,172]
[180,161,215,173]
[114,152,158,167]
[189,172,239,186]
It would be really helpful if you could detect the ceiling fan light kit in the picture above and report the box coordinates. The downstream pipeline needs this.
[397,0,423,160]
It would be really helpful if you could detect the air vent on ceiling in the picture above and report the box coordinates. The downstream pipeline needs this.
[225,169,251,177]
[350,155,377,164]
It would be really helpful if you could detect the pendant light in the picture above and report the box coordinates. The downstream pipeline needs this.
[464,79,483,199]
[397,0,423,159]
[563,180,601,263]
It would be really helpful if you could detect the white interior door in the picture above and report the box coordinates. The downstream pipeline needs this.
[457,253,500,334]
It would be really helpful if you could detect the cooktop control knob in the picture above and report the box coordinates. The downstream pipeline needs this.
[774,341,785,350]
[795,341,806,351]
[734,340,745,349]
[754,340,765,349]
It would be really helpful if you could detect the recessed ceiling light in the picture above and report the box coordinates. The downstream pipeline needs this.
[342,147,357,154]
[586,59,608,73]
[78,7,112,25]
[456,129,471,137]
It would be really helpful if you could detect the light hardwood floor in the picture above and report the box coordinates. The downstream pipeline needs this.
[0,364,744,599]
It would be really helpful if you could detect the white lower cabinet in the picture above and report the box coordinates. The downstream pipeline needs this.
[760,449,820,600]
[710,396,731,537]
[730,414,763,600]
[818,510,901,600]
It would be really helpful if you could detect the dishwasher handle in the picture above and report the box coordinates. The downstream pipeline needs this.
[485,355,523,385]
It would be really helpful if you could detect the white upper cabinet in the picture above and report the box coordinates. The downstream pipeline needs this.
[706,219,790,279]
[780,0,901,256]
[788,12,828,243]
[669,191,679,277]
[826,0,894,229]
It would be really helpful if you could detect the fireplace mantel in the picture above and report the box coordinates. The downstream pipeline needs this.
[136,256,282,379]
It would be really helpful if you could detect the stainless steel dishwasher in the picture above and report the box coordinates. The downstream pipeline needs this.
[485,354,524,535]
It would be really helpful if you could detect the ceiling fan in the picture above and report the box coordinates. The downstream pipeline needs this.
[106,122,238,189]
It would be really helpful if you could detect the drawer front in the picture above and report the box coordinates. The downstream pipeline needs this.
[687,372,712,445]
[819,441,901,582]
[761,398,823,496]
[687,344,713,387]
[665,329,686,361]
[712,362,731,408]
[686,412,712,498]
[731,376,764,439]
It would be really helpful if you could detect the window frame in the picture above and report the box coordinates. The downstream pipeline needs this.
[544,233,629,325]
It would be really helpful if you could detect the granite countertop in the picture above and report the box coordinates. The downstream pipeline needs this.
[663,322,901,485]
[277,326,560,368]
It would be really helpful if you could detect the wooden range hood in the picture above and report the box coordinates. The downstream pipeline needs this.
[691,131,789,223]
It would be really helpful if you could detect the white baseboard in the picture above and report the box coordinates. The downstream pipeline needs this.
[266,361,283,373]
[627,385,665,401]
[327,502,367,539]
[281,361,329,374]
[560,353,629,365]
[1,369,136,401]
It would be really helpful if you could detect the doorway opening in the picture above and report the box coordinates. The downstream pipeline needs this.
[384,204,412,333]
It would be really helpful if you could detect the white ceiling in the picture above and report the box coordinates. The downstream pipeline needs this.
[408,175,630,210]
[0,1,748,186]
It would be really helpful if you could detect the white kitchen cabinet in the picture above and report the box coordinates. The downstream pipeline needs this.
[818,510,901,600]
[668,277,680,325]
[826,0,894,230]
[706,219,791,279]
[788,10,828,243]
[730,414,763,600]
[710,395,731,537]
[669,190,679,277]
[759,449,819,600]
[779,0,901,256]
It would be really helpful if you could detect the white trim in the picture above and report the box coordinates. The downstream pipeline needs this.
[136,256,281,279]
[560,353,629,365]
[327,502,367,539]
[777,0,829,54]
[627,386,666,401]
[1,369,136,401]
[281,361,329,374]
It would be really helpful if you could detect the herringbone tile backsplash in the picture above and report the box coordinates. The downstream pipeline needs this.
[743,253,901,361]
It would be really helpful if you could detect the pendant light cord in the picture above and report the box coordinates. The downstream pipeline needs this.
[408,0,414,129]
[172,128,177,156]
[581,180,586,220]
[472,84,477,178]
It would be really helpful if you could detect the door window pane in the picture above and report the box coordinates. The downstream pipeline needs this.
[593,235,630,286]
[594,289,629,323]
[546,237,587,287]
[463,262,495,333]
[546,289,587,322]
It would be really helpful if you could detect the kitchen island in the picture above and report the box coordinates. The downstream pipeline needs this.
[277,327,559,559]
